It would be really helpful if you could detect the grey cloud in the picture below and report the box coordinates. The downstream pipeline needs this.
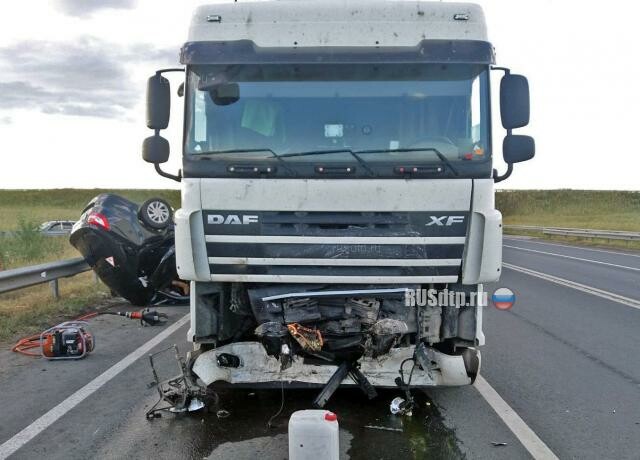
[0,37,178,119]
[0,116,11,124]
[54,0,137,18]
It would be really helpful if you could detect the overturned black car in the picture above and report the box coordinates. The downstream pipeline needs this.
[70,194,187,306]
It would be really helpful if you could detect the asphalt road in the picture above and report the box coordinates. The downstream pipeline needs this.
[1,235,639,459]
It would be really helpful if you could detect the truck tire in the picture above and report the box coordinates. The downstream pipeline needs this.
[139,198,173,230]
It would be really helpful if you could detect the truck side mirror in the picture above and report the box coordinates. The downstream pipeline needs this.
[492,68,535,182]
[142,135,170,164]
[142,68,184,182]
[146,74,171,130]
[500,74,530,130]
[503,134,535,163]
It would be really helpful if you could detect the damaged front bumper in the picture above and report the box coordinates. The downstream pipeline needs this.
[192,341,479,388]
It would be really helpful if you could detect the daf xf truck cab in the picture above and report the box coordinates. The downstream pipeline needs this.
[142,0,534,392]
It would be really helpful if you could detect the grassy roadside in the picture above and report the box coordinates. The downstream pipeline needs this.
[0,223,111,342]
[496,190,640,251]
[497,190,640,231]
[0,273,110,342]
[0,189,179,343]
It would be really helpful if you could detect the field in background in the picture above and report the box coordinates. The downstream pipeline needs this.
[1,188,638,341]
[0,189,180,232]
[496,189,640,231]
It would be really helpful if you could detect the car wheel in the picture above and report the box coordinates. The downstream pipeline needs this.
[139,198,173,230]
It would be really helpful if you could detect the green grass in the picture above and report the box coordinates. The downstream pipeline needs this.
[0,189,180,232]
[496,190,640,231]
[0,219,76,270]
[0,272,110,342]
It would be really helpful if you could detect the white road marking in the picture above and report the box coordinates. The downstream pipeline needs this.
[503,263,640,310]
[503,237,640,259]
[474,375,559,460]
[0,314,190,460]
[504,245,640,272]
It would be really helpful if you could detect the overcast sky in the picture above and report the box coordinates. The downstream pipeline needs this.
[0,0,638,190]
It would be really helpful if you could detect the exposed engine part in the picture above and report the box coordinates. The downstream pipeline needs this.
[284,297,321,323]
[345,298,380,326]
[229,282,251,315]
[364,318,410,357]
[322,318,361,334]
[288,323,323,352]
[417,305,442,343]
[254,321,289,357]
[370,318,409,336]
[255,321,289,337]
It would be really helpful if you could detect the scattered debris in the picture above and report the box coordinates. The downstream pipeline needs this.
[216,409,230,419]
[146,345,216,419]
[491,442,508,447]
[313,361,377,409]
[364,425,403,432]
[390,396,412,416]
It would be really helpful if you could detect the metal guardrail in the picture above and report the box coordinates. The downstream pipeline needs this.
[504,225,640,241]
[0,258,91,299]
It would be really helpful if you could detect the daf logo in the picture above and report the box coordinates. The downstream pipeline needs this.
[208,214,259,225]
[425,215,465,226]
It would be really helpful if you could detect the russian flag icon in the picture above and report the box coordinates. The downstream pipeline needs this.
[492,287,515,310]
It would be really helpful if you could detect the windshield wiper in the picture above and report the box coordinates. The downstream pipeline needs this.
[352,148,459,176]
[279,149,376,176]
[196,148,297,175]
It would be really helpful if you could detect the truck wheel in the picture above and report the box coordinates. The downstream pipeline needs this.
[139,198,173,230]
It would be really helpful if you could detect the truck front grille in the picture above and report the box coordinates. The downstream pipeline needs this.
[203,211,467,283]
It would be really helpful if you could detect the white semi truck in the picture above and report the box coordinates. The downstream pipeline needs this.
[142,0,534,397]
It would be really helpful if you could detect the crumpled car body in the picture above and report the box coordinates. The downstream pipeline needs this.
[69,194,179,306]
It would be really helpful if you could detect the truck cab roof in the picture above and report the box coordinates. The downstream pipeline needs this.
[187,0,489,47]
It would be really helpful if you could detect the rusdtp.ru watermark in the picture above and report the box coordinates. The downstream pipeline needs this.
[404,287,489,308]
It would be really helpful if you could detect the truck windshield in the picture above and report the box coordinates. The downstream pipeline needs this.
[185,63,490,172]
